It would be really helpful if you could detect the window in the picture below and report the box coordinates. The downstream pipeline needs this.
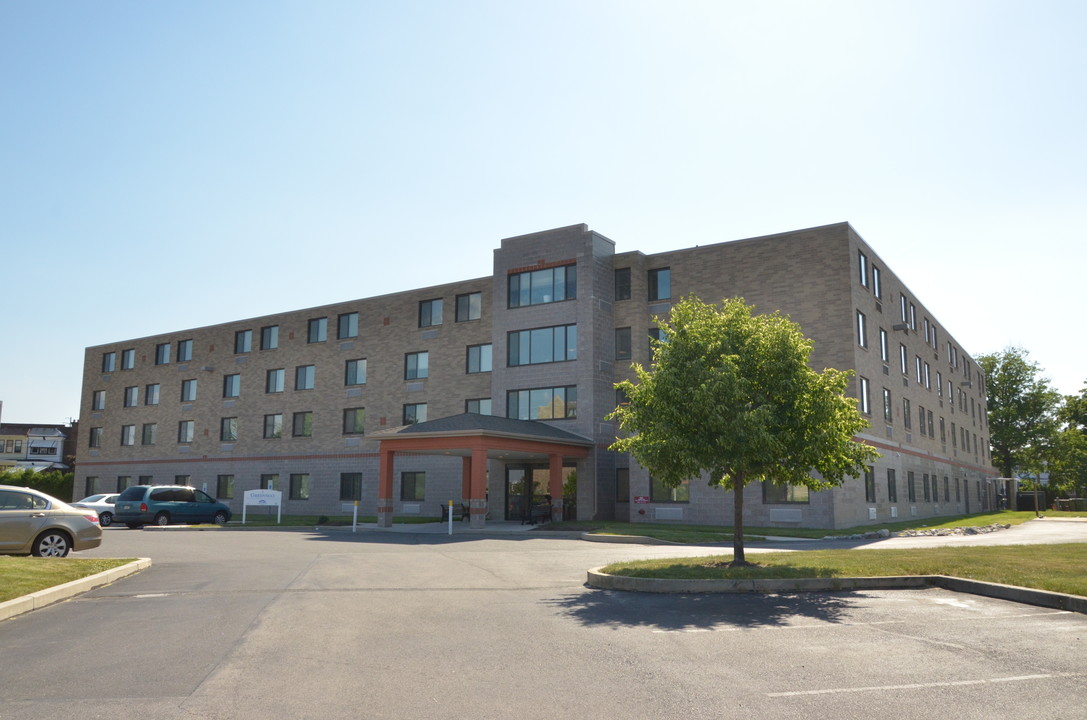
[266,368,285,393]
[345,358,367,386]
[879,328,888,363]
[84,477,101,496]
[903,398,912,430]
[263,414,283,439]
[872,265,882,299]
[292,411,313,437]
[223,374,241,398]
[340,473,362,501]
[651,476,689,503]
[121,349,135,370]
[295,365,315,390]
[123,386,138,407]
[909,303,917,330]
[615,467,630,502]
[337,312,359,339]
[92,390,106,410]
[648,267,671,301]
[924,362,931,389]
[864,467,876,503]
[923,474,931,502]
[858,251,869,288]
[177,339,193,362]
[145,383,160,406]
[418,299,443,327]
[508,325,577,366]
[261,325,279,350]
[899,344,908,375]
[507,386,577,420]
[882,388,892,424]
[401,471,425,501]
[289,473,310,500]
[261,474,277,490]
[220,417,238,442]
[234,330,252,354]
[900,295,908,323]
[907,471,916,502]
[858,377,871,415]
[308,317,327,343]
[856,311,868,348]
[465,398,492,415]
[927,409,935,437]
[615,327,632,361]
[915,356,923,384]
[102,352,116,373]
[887,469,897,502]
[217,475,234,499]
[405,352,429,380]
[944,476,950,502]
[175,475,191,486]
[178,420,194,444]
[89,427,102,448]
[141,423,156,446]
[181,379,197,402]
[614,268,631,301]
[343,407,366,434]
[508,264,576,308]
[155,342,171,365]
[466,344,493,374]
[918,405,926,435]
[455,292,482,322]
[763,482,809,504]
[403,403,427,425]
[120,425,136,446]
[940,416,946,442]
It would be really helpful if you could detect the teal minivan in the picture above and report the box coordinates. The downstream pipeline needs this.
[114,485,232,528]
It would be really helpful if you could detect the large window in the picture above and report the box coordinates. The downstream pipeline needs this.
[614,268,631,301]
[177,339,193,362]
[507,386,577,420]
[88,427,102,448]
[864,467,876,503]
[145,383,160,406]
[651,476,688,503]
[455,292,482,322]
[141,423,156,446]
[343,407,366,434]
[292,411,313,437]
[340,473,362,501]
[155,342,171,365]
[260,325,279,350]
[466,344,492,374]
[345,358,367,386]
[92,390,105,410]
[217,475,234,500]
[263,414,283,439]
[180,379,197,402]
[465,398,492,415]
[234,329,252,354]
[220,417,238,442]
[405,352,429,380]
[403,403,427,425]
[261,474,277,490]
[338,312,359,339]
[418,298,443,327]
[124,386,139,407]
[858,376,871,415]
[223,374,241,398]
[615,327,632,361]
[508,325,576,366]
[308,317,327,343]
[289,473,311,500]
[508,264,576,308]
[887,468,897,502]
[763,482,810,504]
[401,471,425,501]
[102,352,116,373]
[266,368,285,393]
[121,349,135,370]
[295,365,315,390]
[648,268,671,301]
[177,420,194,444]
[120,425,135,446]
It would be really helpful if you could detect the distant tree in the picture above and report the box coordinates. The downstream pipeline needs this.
[1050,382,1087,499]
[977,347,1061,479]
[608,296,879,565]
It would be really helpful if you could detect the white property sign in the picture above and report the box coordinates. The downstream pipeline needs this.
[242,489,282,524]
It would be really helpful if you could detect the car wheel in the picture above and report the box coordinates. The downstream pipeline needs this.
[212,510,229,525]
[126,523,142,529]
[99,511,113,527]
[154,512,170,527]
[32,531,71,557]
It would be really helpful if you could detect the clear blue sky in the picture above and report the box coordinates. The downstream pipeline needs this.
[2,0,1084,424]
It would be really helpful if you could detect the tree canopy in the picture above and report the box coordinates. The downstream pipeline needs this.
[608,296,879,564]
[976,347,1061,478]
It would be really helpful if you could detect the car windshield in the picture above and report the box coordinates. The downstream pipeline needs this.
[78,494,105,503]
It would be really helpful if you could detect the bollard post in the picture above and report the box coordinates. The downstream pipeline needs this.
[448,499,454,535]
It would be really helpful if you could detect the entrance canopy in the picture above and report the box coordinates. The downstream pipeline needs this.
[372,413,594,527]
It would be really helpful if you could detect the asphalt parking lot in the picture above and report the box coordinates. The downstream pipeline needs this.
[1,523,1085,720]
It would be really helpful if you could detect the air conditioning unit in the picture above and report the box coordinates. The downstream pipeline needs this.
[890,506,898,518]
[868,507,877,520]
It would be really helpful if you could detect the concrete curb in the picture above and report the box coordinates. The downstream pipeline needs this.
[585,568,1087,614]
[0,558,152,623]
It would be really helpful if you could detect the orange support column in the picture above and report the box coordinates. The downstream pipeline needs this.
[462,457,472,501]
[469,446,488,528]
[378,447,395,528]
[548,453,564,523]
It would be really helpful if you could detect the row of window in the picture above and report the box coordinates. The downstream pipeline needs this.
[870,468,977,505]
[858,379,987,459]
[612,469,810,505]
[613,267,671,303]
[1,439,24,454]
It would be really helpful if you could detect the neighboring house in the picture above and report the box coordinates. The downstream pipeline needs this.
[74,222,998,529]
[0,422,73,471]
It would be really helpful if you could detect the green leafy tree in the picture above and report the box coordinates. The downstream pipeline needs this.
[976,347,1061,478]
[608,296,879,565]
[1050,382,1087,499]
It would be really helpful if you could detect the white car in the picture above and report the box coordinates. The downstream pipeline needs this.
[71,493,120,527]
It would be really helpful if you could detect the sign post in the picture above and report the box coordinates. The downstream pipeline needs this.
[242,489,282,525]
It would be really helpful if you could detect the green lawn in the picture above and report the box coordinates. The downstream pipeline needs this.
[599,544,1087,597]
[0,557,137,603]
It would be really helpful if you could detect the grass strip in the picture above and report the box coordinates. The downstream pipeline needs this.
[0,557,137,603]
[600,544,1087,597]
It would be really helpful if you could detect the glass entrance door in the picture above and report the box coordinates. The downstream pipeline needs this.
[504,465,549,521]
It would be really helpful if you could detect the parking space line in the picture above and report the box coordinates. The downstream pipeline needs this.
[651,621,905,633]
[767,673,1083,697]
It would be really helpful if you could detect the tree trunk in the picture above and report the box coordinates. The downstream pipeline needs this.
[732,475,746,565]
